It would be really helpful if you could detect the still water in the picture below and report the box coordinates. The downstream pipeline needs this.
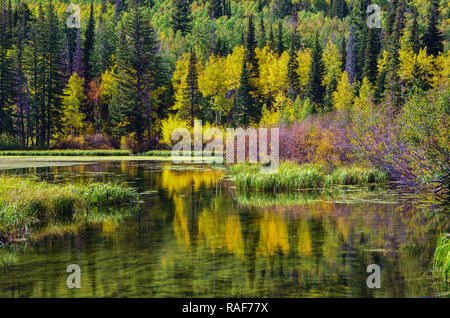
[0,161,448,297]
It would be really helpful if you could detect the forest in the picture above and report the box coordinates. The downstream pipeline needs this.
[0,0,448,193]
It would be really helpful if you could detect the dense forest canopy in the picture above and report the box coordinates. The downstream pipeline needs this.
[0,0,447,154]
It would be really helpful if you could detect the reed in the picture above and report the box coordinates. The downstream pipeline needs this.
[231,162,387,191]
[433,233,450,282]
[0,176,138,242]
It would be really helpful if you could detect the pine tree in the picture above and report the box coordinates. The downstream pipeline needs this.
[345,26,356,84]
[234,59,254,126]
[93,13,116,77]
[276,22,284,55]
[383,0,398,47]
[113,0,162,146]
[115,0,123,23]
[363,27,380,84]
[349,0,366,83]
[340,37,346,72]
[287,38,299,101]
[13,1,32,146]
[73,28,82,78]
[385,0,406,108]
[421,0,443,57]
[268,24,275,51]
[44,0,64,146]
[258,16,266,49]
[0,0,14,135]
[172,0,192,36]
[186,50,200,128]
[306,33,325,111]
[82,2,95,86]
[409,9,420,54]
[245,14,258,79]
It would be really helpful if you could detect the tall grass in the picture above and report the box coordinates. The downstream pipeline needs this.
[0,150,130,156]
[434,233,450,282]
[0,176,138,242]
[231,162,387,191]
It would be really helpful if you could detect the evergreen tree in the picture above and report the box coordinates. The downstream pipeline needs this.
[421,0,443,56]
[245,14,258,79]
[409,9,420,54]
[0,0,14,135]
[363,27,380,84]
[385,0,406,108]
[383,0,398,47]
[287,38,299,101]
[73,28,82,76]
[115,0,123,23]
[234,59,255,126]
[306,33,325,111]
[258,16,266,49]
[268,24,275,51]
[44,0,64,146]
[340,37,346,72]
[113,0,161,146]
[345,26,356,84]
[13,1,32,146]
[93,13,116,77]
[82,2,95,86]
[186,50,200,128]
[172,0,191,36]
[276,22,284,55]
[349,0,366,83]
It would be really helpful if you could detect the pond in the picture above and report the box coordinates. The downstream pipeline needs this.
[0,161,448,297]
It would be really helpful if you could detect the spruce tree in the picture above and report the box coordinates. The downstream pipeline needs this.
[421,0,443,57]
[0,0,14,135]
[363,27,380,84]
[172,0,192,36]
[345,27,356,84]
[82,2,95,86]
[234,59,254,126]
[245,14,258,79]
[276,22,284,55]
[306,33,325,111]
[268,24,275,51]
[186,50,201,128]
[340,37,346,72]
[258,16,266,49]
[385,0,406,108]
[409,9,420,54]
[383,0,398,47]
[73,28,82,76]
[113,0,161,146]
[287,37,299,101]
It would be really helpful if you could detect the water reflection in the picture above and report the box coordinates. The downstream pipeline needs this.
[0,161,448,297]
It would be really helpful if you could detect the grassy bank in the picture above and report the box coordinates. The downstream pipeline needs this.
[0,176,138,242]
[230,162,388,191]
[0,149,130,156]
[434,233,450,282]
[140,150,223,157]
